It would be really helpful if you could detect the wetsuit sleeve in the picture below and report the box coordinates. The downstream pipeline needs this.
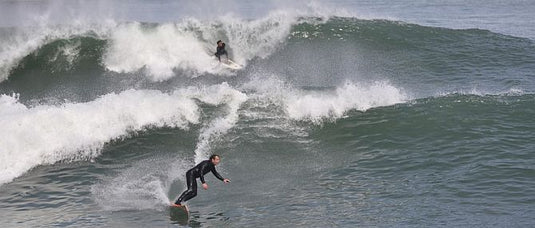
[199,161,208,184]
[211,167,225,182]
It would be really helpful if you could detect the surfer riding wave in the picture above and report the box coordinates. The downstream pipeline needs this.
[215,40,228,62]
[172,154,230,206]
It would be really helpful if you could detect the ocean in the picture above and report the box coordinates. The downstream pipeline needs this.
[0,0,534,227]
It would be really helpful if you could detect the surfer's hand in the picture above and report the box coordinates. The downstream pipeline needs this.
[223,179,230,183]
[202,183,208,190]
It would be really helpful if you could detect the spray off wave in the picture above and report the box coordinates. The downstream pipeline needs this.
[242,76,409,122]
[91,155,189,211]
[285,81,407,122]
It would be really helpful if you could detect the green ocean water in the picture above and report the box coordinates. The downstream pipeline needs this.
[1,1,534,227]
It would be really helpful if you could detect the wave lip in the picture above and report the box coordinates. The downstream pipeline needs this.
[285,81,408,122]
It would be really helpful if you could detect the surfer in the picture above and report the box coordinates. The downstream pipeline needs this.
[172,154,230,206]
[214,40,228,62]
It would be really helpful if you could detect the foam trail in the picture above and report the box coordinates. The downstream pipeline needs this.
[91,156,189,211]
[0,83,246,185]
[185,83,247,164]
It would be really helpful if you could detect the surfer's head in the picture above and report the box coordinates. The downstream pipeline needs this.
[210,154,221,165]
[217,40,222,46]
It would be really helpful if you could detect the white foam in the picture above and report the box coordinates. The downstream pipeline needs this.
[241,75,408,123]
[0,83,246,185]
[506,88,525,96]
[211,11,300,63]
[435,87,529,97]
[1,6,351,82]
[51,40,81,70]
[102,12,301,80]
[284,81,408,122]
[103,22,219,81]
[188,83,248,164]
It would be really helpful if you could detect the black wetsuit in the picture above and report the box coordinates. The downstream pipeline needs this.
[174,160,225,204]
[215,44,228,61]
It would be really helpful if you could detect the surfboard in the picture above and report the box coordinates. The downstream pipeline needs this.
[205,47,243,70]
[220,58,243,70]
[170,204,189,213]
[169,204,189,224]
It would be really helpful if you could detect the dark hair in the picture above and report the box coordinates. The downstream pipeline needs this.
[210,154,220,160]
[217,40,222,44]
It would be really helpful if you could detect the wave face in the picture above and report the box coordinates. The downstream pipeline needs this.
[1,12,534,186]
[1,8,535,227]
[2,17,534,86]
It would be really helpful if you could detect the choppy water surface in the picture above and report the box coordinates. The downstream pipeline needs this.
[1,0,534,227]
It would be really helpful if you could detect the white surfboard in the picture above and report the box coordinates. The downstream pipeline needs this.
[205,47,243,70]
[220,59,243,70]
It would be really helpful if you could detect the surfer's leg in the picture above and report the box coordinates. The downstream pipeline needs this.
[222,50,228,61]
[175,171,195,204]
[181,175,197,203]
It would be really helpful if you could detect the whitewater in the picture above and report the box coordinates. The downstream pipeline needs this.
[1,1,534,227]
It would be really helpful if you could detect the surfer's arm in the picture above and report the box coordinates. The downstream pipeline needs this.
[198,161,210,184]
[199,169,209,190]
[211,168,225,182]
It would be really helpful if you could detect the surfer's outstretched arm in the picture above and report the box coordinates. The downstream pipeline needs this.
[211,167,230,183]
